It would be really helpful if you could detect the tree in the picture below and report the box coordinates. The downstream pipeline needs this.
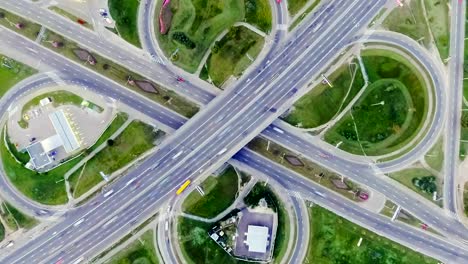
[0,12,5,19]
[107,139,115,146]
[102,63,110,70]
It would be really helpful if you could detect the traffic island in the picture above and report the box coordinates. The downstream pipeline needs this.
[155,0,271,73]
[324,49,431,157]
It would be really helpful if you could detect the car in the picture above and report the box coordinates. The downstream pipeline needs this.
[98,8,108,17]
[30,137,36,142]
[176,76,185,82]
[358,192,369,201]
[276,0,281,3]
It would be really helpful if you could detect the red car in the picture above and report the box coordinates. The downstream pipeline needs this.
[276,0,281,3]
[176,76,185,82]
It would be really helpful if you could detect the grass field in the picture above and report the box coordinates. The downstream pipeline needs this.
[0,222,4,241]
[0,202,37,230]
[40,29,199,118]
[288,0,318,16]
[389,168,440,203]
[201,26,264,87]
[289,0,321,31]
[69,121,163,198]
[382,0,431,47]
[106,230,159,264]
[0,55,37,98]
[156,0,244,72]
[283,59,365,128]
[0,8,42,41]
[424,138,443,172]
[88,112,129,152]
[182,167,238,218]
[464,183,468,217]
[461,114,468,160]
[306,205,438,264]
[178,217,241,264]
[424,0,450,60]
[156,0,270,73]
[108,0,141,47]
[244,0,272,32]
[325,49,429,156]
[1,129,83,205]
[248,137,362,201]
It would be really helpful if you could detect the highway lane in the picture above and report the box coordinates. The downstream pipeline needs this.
[443,0,466,216]
[232,149,468,263]
[2,0,445,177]
[0,0,216,105]
[1,1,388,262]
[262,122,468,241]
[0,18,460,257]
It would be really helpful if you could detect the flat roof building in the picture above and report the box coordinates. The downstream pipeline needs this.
[245,225,269,254]
[26,110,81,170]
[49,110,80,153]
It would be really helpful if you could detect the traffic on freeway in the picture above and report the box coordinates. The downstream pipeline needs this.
[0,0,466,263]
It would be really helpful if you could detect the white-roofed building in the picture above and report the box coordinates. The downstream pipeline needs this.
[26,110,81,170]
[245,225,269,253]
[49,110,80,153]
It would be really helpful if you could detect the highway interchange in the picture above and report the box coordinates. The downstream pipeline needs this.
[0,0,466,263]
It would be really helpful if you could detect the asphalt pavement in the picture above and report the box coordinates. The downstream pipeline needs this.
[0,1,391,263]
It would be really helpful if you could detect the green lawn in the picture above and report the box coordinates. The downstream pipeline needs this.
[247,137,363,201]
[424,138,443,172]
[0,8,42,41]
[288,0,316,16]
[40,29,199,118]
[69,120,164,198]
[88,112,129,152]
[201,26,264,88]
[288,0,321,30]
[283,59,365,128]
[0,202,37,230]
[461,114,468,159]
[389,168,440,203]
[464,183,468,217]
[325,49,429,156]
[108,0,141,47]
[382,0,431,47]
[178,217,242,264]
[182,167,238,218]
[0,55,37,98]
[156,0,245,72]
[106,230,159,264]
[306,205,438,264]
[424,0,450,60]
[0,222,4,242]
[1,129,82,205]
[244,0,272,32]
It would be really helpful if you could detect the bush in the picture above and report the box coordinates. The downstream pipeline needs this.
[172,32,196,49]
[244,183,279,212]
[412,176,437,194]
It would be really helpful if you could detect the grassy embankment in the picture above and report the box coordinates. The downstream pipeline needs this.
[182,167,238,218]
[305,205,438,264]
[325,49,429,156]
[69,120,164,198]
